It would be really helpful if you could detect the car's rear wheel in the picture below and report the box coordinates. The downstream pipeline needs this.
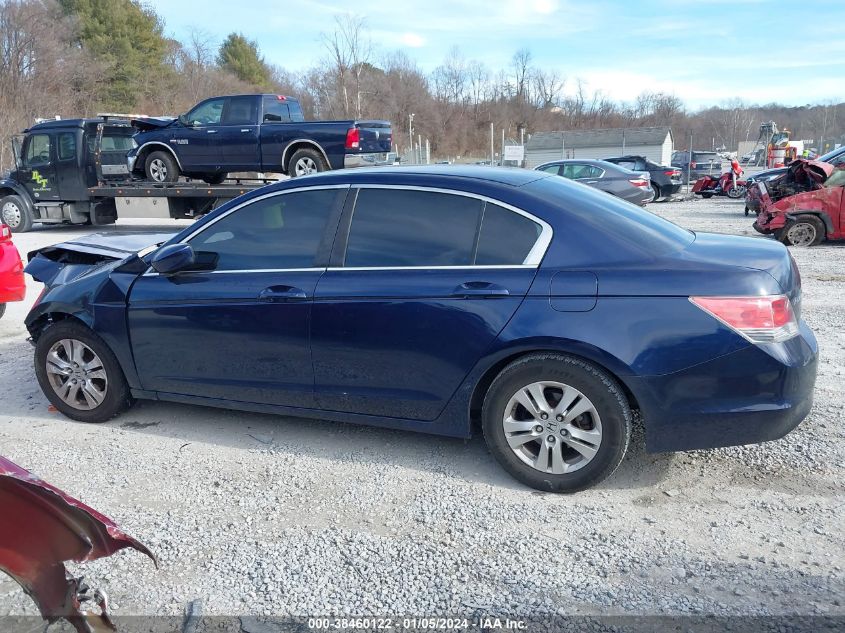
[1,194,33,233]
[650,184,661,203]
[34,320,133,423]
[778,214,824,247]
[482,353,631,493]
[289,148,328,177]
[144,151,180,183]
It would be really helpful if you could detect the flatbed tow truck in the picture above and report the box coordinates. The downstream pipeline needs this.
[0,115,275,232]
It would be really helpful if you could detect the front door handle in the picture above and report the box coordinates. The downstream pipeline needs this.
[206,129,218,134]
[240,129,251,133]
[258,285,308,302]
[451,281,510,298]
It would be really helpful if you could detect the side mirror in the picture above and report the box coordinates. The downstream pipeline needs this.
[151,243,196,274]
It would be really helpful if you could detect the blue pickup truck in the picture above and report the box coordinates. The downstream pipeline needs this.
[127,94,392,183]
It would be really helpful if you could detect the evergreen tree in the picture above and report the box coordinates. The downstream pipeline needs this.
[217,33,271,88]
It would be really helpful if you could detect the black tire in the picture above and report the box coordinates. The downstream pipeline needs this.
[288,148,328,177]
[0,304,5,319]
[1,194,34,233]
[202,172,227,185]
[777,214,824,247]
[701,192,713,199]
[144,150,180,183]
[34,320,133,423]
[482,353,631,493]
[650,184,661,203]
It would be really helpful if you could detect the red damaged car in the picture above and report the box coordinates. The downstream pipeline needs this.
[0,222,26,318]
[753,160,845,246]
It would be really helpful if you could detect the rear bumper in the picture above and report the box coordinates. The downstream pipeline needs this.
[344,152,391,169]
[630,321,818,453]
[0,244,26,304]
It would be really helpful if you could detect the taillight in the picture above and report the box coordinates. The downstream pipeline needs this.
[0,224,11,242]
[664,170,680,176]
[629,178,650,188]
[345,127,360,150]
[690,295,799,344]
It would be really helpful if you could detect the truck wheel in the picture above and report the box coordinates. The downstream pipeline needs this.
[145,151,180,183]
[288,148,328,177]
[1,194,34,233]
[203,173,227,185]
[778,215,824,247]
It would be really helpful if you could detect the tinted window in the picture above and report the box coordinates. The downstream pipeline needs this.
[188,189,338,270]
[538,164,560,175]
[58,133,76,161]
[223,96,257,125]
[476,203,542,265]
[345,189,481,267]
[263,96,290,122]
[186,98,225,125]
[24,134,51,166]
[287,100,305,122]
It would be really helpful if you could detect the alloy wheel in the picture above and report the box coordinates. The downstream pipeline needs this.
[294,157,317,176]
[786,223,816,247]
[149,158,168,182]
[45,339,109,410]
[1,201,21,228]
[502,380,602,474]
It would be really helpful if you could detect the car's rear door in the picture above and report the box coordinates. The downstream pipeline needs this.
[310,186,551,421]
[127,186,348,407]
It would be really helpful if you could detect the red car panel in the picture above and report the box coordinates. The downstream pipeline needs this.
[0,224,26,305]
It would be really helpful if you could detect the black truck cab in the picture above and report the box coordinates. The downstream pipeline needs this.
[1,118,134,231]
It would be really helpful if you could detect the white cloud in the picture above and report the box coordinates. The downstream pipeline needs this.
[400,32,426,47]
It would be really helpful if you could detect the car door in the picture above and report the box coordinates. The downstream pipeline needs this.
[54,130,86,200]
[310,186,550,420]
[258,95,297,171]
[177,97,226,170]
[19,132,60,202]
[217,96,260,170]
[127,186,348,407]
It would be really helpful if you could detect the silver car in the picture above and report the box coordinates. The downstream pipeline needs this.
[535,159,653,206]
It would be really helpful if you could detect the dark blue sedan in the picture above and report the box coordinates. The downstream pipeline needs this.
[24,166,818,492]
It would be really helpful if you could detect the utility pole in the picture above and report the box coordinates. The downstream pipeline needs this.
[490,122,494,165]
[501,129,505,165]
[409,113,415,163]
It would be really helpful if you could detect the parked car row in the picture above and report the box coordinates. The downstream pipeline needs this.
[21,165,818,493]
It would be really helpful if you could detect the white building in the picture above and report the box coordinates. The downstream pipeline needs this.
[524,126,674,168]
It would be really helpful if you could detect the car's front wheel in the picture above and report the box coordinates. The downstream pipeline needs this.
[1,194,34,233]
[482,353,631,493]
[144,151,180,183]
[34,320,133,423]
[778,214,824,247]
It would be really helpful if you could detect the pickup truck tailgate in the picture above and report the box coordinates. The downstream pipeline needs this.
[356,120,392,153]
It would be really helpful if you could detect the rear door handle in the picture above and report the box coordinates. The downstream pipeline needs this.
[206,129,218,134]
[240,129,251,133]
[451,281,510,298]
[258,285,308,302]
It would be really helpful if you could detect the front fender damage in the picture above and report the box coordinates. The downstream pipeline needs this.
[0,456,155,632]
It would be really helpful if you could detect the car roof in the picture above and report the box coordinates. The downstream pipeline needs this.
[282,165,551,188]
[25,119,98,132]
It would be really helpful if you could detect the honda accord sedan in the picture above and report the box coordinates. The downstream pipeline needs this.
[24,166,817,492]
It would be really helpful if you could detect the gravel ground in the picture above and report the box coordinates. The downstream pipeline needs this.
[0,197,843,623]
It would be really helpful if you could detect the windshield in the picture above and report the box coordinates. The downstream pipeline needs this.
[818,146,845,165]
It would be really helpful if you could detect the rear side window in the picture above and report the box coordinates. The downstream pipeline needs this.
[188,189,338,270]
[263,97,290,122]
[345,189,481,267]
[57,133,76,161]
[476,203,542,265]
[223,97,256,125]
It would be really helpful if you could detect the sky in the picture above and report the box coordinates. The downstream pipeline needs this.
[147,0,845,110]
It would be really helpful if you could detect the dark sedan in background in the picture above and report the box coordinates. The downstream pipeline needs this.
[603,155,683,202]
[535,159,653,206]
[672,150,722,183]
[24,166,817,493]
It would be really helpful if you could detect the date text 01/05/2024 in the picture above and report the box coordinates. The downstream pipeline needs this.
[307,617,528,630]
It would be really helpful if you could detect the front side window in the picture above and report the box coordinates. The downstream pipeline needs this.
[188,189,338,271]
[345,189,482,267]
[24,134,51,166]
[186,98,225,126]
[58,133,76,161]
